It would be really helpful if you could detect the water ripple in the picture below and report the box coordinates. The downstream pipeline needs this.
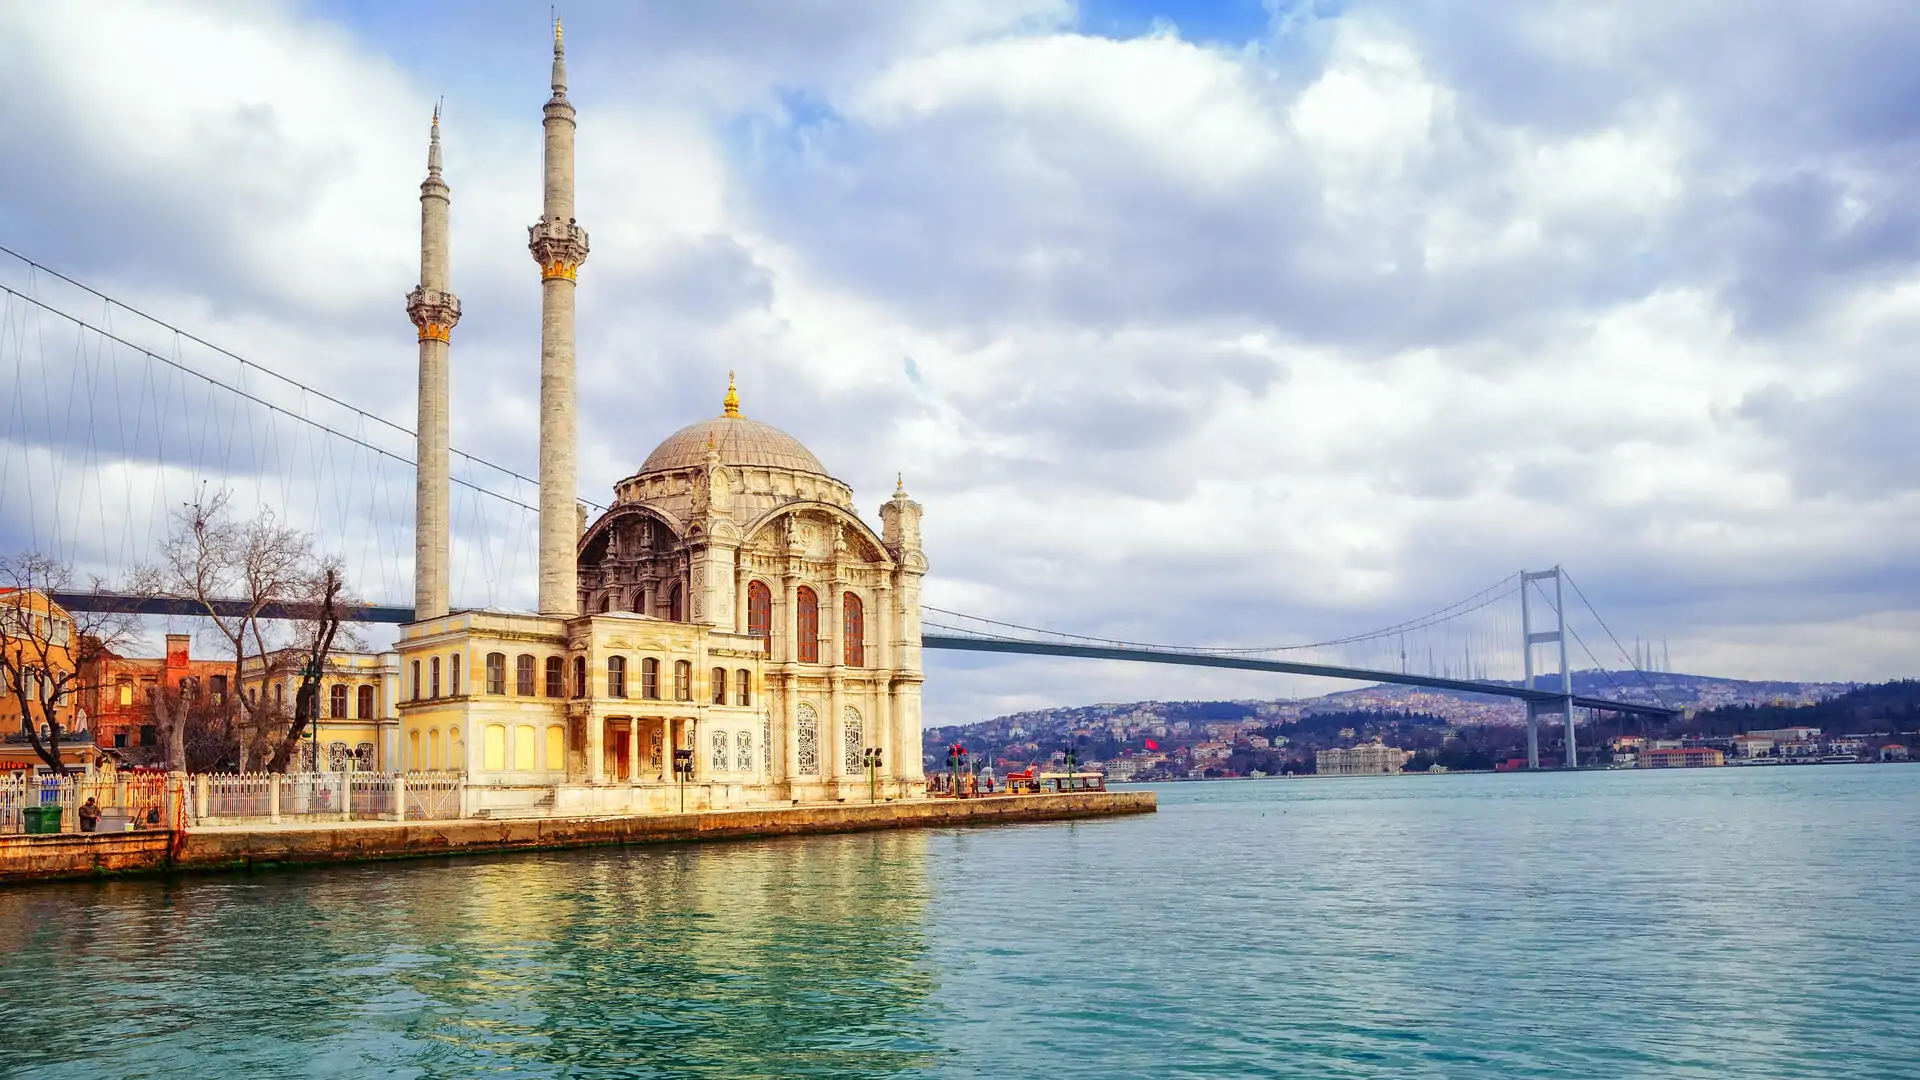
[1,766,1915,1078]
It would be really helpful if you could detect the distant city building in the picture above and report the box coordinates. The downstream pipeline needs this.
[1750,726,1822,743]
[1881,745,1909,762]
[1317,739,1411,776]
[1730,734,1774,759]
[1639,746,1725,768]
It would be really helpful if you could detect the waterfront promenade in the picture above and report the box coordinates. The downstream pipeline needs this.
[0,790,1153,884]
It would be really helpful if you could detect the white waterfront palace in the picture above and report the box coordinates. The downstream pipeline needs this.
[392,25,928,816]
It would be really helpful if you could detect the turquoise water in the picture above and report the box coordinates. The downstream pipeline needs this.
[1,766,1916,1078]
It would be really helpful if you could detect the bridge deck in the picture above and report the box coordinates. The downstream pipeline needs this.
[46,593,1674,719]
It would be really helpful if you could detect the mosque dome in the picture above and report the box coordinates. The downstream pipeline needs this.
[636,375,826,476]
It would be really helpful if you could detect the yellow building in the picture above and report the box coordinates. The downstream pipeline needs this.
[0,588,80,739]
[241,649,400,773]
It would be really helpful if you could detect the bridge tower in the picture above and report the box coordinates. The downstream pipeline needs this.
[406,106,461,621]
[1520,566,1576,769]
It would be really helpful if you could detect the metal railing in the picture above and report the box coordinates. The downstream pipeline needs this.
[2,771,469,833]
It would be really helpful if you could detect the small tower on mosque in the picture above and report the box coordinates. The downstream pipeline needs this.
[406,105,460,620]
[529,17,590,615]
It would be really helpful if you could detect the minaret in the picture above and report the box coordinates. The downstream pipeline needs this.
[406,105,460,621]
[528,18,589,615]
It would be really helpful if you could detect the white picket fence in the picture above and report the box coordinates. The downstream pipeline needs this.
[0,773,172,834]
[1,771,467,832]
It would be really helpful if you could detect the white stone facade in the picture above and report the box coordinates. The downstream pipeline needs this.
[392,29,926,813]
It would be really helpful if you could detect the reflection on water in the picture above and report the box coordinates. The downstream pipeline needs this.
[0,832,941,1079]
[4,768,1918,1079]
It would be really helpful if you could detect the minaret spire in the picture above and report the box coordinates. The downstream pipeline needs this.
[530,22,589,614]
[407,106,461,621]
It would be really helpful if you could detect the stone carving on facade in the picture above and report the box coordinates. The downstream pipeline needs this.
[796,702,819,775]
[843,706,863,773]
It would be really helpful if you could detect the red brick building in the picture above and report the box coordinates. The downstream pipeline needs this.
[82,633,232,752]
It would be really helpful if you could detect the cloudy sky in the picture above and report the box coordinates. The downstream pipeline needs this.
[2,0,1917,724]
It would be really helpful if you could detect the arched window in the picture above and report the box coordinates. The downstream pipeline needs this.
[429,728,442,769]
[843,706,864,773]
[329,684,348,718]
[355,742,375,771]
[796,703,819,776]
[358,684,375,719]
[408,729,420,769]
[669,582,685,622]
[430,657,442,699]
[736,730,753,773]
[736,668,751,707]
[571,655,587,699]
[748,581,772,655]
[608,656,627,698]
[486,652,506,695]
[273,682,284,709]
[117,679,133,707]
[711,729,729,772]
[329,741,351,772]
[641,657,660,699]
[545,656,564,698]
[629,589,645,613]
[449,653,461,696]
[410,660,421,701]
[843,592,865,666]
[482,725,504,771]
[711,667,726,705]
[796,586,819,663]
[598,594,612,613]
[673,660,692,701]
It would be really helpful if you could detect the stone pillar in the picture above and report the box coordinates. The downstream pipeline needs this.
[827,676,844,784]
[782,574,799,664]
[876,581,893,671]
[734,565,750,634]
[586,712,604,784]
[530,24,590,616]
[628,719,640,784]
[782,679,799,787]
[828,577,844,670]
[875,682,892,793]
[407,110,460,621]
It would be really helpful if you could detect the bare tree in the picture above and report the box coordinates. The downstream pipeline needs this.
[136,680,238,773]
[265,558,354,773]
[0,553,138,774]
[131,491,360,773]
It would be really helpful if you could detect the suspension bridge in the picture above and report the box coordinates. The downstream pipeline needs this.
[0,245,1677,769]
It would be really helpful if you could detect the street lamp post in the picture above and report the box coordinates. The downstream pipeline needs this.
[673,747,692,813]
[1063,745,1078,791]
[863,746,882,803]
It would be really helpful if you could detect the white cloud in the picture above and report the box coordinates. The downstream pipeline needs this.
[5,0,1920,727]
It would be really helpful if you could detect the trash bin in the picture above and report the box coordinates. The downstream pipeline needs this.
[23,806,64,834]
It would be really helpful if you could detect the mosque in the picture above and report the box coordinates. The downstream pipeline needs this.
[394,25,927,814]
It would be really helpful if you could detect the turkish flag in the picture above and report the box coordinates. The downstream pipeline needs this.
[1144,739,1159,750]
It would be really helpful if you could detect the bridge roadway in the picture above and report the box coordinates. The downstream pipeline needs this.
[49,592,1677,720]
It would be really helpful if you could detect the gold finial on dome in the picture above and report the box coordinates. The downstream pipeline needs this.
[722,370,740,417]
[895,472,906,497]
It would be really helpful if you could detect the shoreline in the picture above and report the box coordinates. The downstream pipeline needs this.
[0,790,1155,886]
